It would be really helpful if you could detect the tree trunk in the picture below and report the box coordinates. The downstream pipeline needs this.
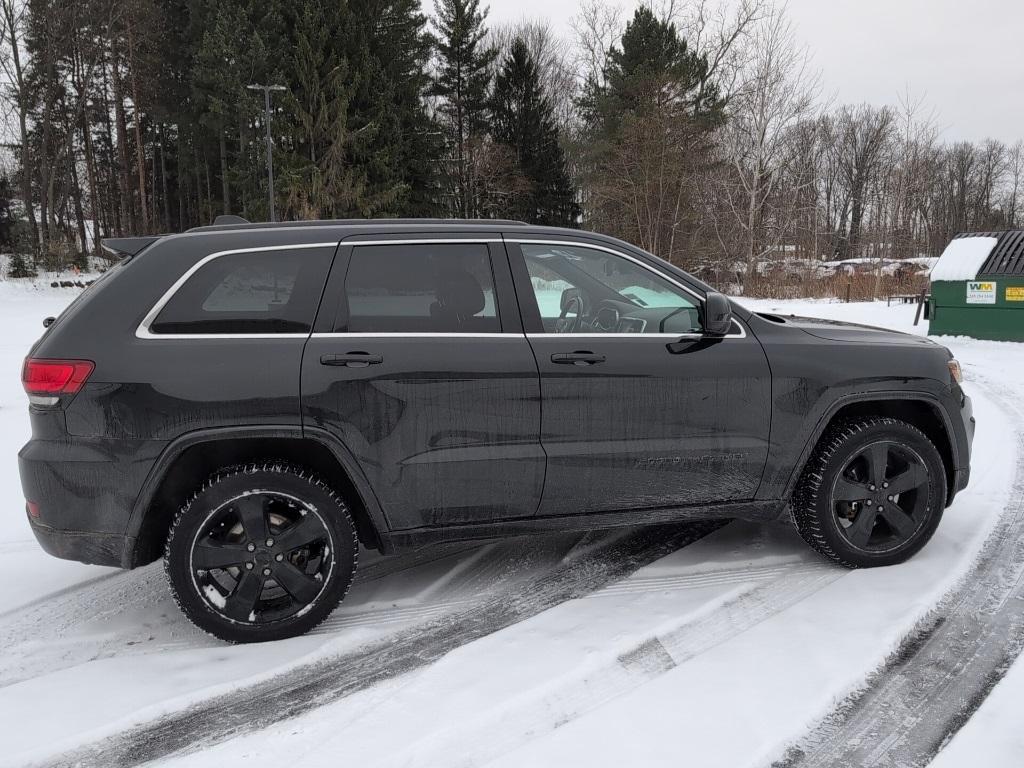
[110,46,134,232]
[81,110,102,255]
[203,148,213,223]
[159,123,171,229]
[176,129,188,230]
[98,61,120,234]
[239,119,249,218]
[127,21,149,231]
[848,181,865,260]
[68,144,89,256]
[219,130,230,215]
[3,1,39,253]
[37,50,56,254]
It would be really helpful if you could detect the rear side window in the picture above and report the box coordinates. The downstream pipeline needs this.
[150,247,334,335]
[339,243,500,333]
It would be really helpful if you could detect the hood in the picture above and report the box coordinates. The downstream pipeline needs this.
[757,313,937,346]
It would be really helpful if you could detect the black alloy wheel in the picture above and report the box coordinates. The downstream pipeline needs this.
[189,491,333,624]
[831,441,930,552]
[792,417,946,568]
[166,463,358,643]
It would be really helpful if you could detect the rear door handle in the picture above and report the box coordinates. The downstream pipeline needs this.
[551,351,606,366]
[320,352,383,368]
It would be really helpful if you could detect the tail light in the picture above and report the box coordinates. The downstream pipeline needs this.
[22,358,94,405]
[947,359,963,385]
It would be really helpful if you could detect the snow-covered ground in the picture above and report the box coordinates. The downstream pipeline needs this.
[930,657,1024,768]
[0,283,1021,767]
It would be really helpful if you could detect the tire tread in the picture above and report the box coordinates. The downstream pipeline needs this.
[791,416,942,569]
[163,460,359,643]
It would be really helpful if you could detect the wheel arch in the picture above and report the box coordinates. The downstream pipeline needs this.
[127,426,392,567]
[785,393,958,504]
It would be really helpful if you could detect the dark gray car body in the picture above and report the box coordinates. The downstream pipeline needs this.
[18,221,974,568]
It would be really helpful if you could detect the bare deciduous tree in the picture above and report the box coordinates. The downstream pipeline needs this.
[712,4,820,274]
[0,0,38,250]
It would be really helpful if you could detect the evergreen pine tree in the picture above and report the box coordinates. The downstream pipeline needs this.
[579,7,725,261]
[6,252,36,279]
[602,7,725,126]
[430,0,496,217]
[340,0,441,217]
[281,0,376,218]
[491,38,579,226]
[0,174,35,276]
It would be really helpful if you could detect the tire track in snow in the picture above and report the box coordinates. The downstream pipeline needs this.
[314,537,575,636]
[370,564,844,768]
[771,374,1024,768]
[0,565,204,689]
[354,541,481,583]
[40,522,722,768]
[0,540,507,688]
[587,562,826,597]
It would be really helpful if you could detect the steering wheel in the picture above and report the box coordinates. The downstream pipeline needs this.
[555,295,583,333]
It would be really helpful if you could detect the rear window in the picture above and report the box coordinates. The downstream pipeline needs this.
[150,247,334,335]
[338,243,499,333]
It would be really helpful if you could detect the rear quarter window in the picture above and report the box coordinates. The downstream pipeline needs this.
[149,247,334,335]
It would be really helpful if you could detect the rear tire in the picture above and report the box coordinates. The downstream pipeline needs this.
[164,462,358,643]
[792,417,946,568]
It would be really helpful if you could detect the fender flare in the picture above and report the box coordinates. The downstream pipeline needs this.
[126,425,393,555]
[779,389,959,500]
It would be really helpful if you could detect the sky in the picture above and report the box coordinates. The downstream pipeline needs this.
[482,0,1024,145]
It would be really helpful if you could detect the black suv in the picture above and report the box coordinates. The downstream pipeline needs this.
[19,220,974,642]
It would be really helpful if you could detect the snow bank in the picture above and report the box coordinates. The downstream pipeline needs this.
[930,236,997,281]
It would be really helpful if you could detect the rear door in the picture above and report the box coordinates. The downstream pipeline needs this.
[301,234,543,531]
[507,237,771,517]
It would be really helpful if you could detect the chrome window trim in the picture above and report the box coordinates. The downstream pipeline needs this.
[311,332,522,339]
[136,243,338,340]
[138,237,749,341]
[524,319,747,340]
[139,333,312,341]
[343,238,504,245]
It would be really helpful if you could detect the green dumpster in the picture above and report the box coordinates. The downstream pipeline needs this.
[929,230,1024,341]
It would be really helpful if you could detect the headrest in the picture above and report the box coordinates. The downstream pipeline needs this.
[436,270,485,318]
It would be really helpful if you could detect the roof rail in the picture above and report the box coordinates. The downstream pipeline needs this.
[185,217,530,233]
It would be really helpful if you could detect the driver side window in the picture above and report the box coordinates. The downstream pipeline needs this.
[521,244,701,335]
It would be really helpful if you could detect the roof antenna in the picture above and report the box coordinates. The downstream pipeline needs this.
[213,215,249,226]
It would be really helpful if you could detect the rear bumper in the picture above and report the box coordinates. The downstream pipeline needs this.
[27,517,133,567]
[18,435,163,569]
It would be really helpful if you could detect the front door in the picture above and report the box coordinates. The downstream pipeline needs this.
[301,236,543,530]
[507,238,772,517]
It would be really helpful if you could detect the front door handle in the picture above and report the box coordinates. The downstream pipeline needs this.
[551,351,606,366]
[320,352,383,368]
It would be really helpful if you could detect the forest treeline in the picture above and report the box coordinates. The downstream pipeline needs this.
[1,0,1022,281]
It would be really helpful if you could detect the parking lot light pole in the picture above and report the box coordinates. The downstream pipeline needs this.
[247,84,287,222]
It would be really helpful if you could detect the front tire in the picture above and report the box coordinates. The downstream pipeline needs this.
[792,417,946,568]
[164,462,358,643]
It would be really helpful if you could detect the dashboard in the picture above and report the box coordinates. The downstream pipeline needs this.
[588,300,699,335]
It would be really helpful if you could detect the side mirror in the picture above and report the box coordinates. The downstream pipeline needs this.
[703,292,732,336]
[559,287,582,314]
